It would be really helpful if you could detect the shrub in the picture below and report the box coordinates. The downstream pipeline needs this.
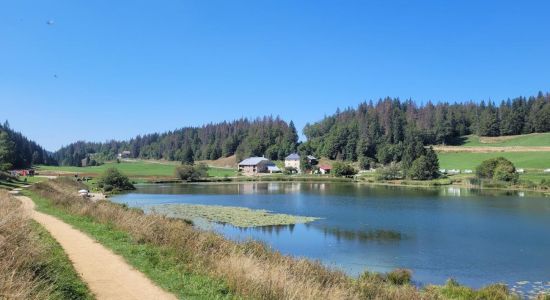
[476,157,518,182]
[386,268,412,285]
[175,163,208,181]
[332,162,357,177]
[376,162,402,180]
[97,167,135,192]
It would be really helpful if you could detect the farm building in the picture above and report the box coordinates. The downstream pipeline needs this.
[284,153,301,173]
[318,165,331,175]
[238,157,277,175]
[118,151,132,159]
[306,155,318,165]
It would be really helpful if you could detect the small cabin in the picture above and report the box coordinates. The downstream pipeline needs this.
[318,165,331,175]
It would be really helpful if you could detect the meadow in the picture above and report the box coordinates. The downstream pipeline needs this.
[437,151,550,170]
[36,160,237,178]
[459,132,550,147]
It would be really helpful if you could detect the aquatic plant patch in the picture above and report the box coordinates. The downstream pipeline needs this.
[148,203,321,227]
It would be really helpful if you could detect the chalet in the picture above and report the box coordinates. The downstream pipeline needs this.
[238,157,272,175]
[318,165,331,175]
[118,151,131,159]
[284,153,301,173]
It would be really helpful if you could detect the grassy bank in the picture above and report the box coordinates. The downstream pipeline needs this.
[37,160,237,179]
[0,191,92,299]
[26,178,522,299]
[148,204,320,227]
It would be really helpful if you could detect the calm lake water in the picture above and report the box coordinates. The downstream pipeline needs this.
[111,182,550,289]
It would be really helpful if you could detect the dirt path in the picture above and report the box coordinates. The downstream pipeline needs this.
[16,195,177,300]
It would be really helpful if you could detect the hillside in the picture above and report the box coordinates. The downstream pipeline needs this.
[460,132,550,147]
[54,117,298,166]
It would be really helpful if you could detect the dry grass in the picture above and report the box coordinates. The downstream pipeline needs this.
[30,178,430,299]
[0,191,51,299]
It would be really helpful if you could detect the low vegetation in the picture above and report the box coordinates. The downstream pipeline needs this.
[174,163,208,182]
[332,161,357,177]
[0,190,91,299]
[476,157,519,182]
[149,203,320,227]
[27,178,521,299]
[97,167,135,192]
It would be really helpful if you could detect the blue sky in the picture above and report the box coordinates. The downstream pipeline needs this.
[1,0,549,151]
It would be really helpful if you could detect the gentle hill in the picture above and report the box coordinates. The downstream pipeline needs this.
[460,132,550,147]
[37,160,237,179]
[54,117,298,167]
[437,151,550,170]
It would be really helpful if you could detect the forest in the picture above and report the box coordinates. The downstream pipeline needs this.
[53,117,299,166]
[4,92,550,169]
[300,91,550,163]
[0,121,55,170]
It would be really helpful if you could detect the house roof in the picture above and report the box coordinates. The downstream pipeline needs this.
[307,155,317,160]
[319,165,331,170]
[285,153,300,160]
[238,157,269,166]
[267,165,281,172]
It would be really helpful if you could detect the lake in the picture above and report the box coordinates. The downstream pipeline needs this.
[111,182,550,291]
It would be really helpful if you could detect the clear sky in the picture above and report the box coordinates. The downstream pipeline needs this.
[1,0,550,151]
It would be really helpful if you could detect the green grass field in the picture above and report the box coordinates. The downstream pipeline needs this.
[460,132,550,147]
[437,151,550,170]
[37,160,237,178]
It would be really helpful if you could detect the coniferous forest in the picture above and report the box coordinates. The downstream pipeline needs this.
[53,117,299,166]
[0,121,55,170]
[2,92,550,168]
[300,92,550,163]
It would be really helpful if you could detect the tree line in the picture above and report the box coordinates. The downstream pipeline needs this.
[0,121,56,170]
[54,117,299,166]
[300,91,550,164]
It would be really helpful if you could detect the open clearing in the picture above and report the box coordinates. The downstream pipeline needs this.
[16,194,176,300]
[460,132,550,147]
[37,160,237,178]
[437,151,550,170]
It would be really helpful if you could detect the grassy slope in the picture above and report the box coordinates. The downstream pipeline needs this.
[437,151,550,170]
[31,221,94,299]
[37,160,237,178]
[461,132,550,147]
[25,190,235,300]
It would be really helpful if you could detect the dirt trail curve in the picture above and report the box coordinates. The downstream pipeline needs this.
[15,194,177,300]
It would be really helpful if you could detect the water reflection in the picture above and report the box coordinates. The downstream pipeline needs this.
[113,182,550,288]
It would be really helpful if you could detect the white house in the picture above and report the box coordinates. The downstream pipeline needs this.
[516,168,525,174]
[284,153,301,173]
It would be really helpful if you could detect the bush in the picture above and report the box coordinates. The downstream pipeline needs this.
[376,162,402,180]
[476,157,518,182]
[175,163,208,181]
[97,168,134,192]
[332,162,357,177]
[386,269,412,285]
